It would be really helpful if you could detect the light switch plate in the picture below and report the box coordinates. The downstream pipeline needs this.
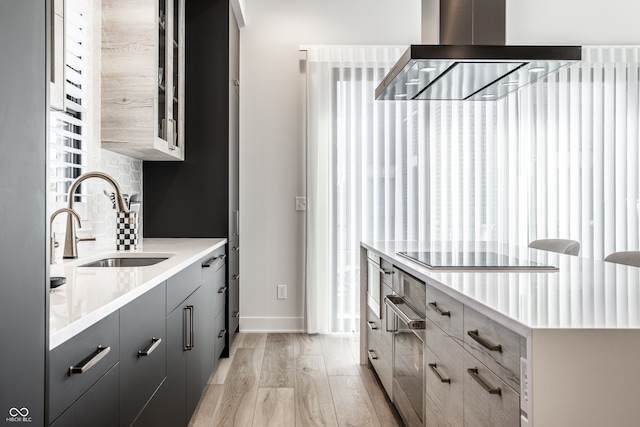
[295,196,306,211]
[277,284,287,299]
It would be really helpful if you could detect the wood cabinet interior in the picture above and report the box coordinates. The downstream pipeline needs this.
[101,0,184,161]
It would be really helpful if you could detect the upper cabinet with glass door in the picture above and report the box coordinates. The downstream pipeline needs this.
[101,0,185,161]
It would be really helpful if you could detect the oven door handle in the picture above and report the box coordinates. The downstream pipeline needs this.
[384,295,425,330]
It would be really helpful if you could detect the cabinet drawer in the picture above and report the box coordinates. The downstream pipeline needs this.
[367,328,393,399]
[213,267,227,316]
[167,261,201,313]
[214,309,226,360]
[424,323,464,427]
[366,305,382,345]
[49,311,120,422]
[50,363,120,427]
[463,307,521,390]
[120,283,167,426]
[425,284,463,340]
[463,352,519,427]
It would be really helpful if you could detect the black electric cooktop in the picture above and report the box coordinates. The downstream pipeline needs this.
[397,251,557,271]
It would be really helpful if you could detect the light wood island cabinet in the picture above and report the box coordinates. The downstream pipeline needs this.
[101,0,185,160]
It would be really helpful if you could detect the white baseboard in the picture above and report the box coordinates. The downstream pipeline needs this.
[239,316,304,333]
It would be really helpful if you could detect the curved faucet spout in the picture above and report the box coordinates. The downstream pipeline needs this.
[50,208,81,264]
[63,171,129,259]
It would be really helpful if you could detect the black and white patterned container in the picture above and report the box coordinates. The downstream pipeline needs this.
[116,211,138,251]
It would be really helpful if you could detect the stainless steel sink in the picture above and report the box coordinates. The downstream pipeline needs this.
[80,257,168,268]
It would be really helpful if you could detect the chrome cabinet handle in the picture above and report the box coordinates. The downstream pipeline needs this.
[184,305,194,350]
[232,311,240,318]
[428,363,451,383]
[468,368,502,395]
[232,274,239,280]
[232,246,239,251]
[138,337,162,357]
[69,346,111,375]
[428,301,451,317]
[202,254,226,268]
[218,329,227,339]
[218,286,228,294]
[467,330,502,352]
[367,349,378,360]
[367,321,378,330]
[385,301,397,333]
[384,295,425,329]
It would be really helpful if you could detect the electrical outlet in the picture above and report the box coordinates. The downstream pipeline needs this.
[277,284,287,300]
[295,196,307,211]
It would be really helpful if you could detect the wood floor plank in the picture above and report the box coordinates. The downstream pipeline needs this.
[357,365,404,427]
[210,356,232,385]
[259,333,294,388]
[295,354,339,427]
[210,348,264,427]
[235,333,268,349]
[293,333,323,355]
[320,334,360,376]
[328,376,382,427]
[188,384,224,427]
[252,388,295,427]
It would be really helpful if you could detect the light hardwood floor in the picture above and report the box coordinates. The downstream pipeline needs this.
[188,333,404,427]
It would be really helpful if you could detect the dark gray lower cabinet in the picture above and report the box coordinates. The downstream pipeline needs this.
[50,364,120,427]
[227,240,240,355]
[120,283,167,426]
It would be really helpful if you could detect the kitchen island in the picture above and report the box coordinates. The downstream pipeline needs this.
[361,240,640,427]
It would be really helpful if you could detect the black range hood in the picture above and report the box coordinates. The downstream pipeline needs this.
[375,0,581,101]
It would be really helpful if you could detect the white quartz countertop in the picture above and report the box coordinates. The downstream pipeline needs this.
[362,241,640,336]
[49,238,227,349]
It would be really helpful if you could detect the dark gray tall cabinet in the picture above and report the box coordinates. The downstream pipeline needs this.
[143,0,240,356]
[0,0,48,424]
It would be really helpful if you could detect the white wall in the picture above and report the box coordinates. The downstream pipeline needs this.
[239,0,640,333]
[506,0,640,45]
[239,0,421,332]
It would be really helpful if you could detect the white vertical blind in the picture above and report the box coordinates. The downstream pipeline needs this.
[524,47,640,260]
[49,0,90,204]
[305,45,640,333]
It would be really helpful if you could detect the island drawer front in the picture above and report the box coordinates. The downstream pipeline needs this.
[366,305,382,345]
[463,307,521,390]
[368,328,393,399]
[49,311,120,421]
[167,260,201,313]
[425,284,464,340]
[424,323,464,427]
[463,352,520,427]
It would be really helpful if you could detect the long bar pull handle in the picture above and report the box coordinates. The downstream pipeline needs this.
[69,346,111,375]
[234,210,239,236]
[367,350,378,360]
[218,286,228,294]
[202,254,226,268]
[467,368,502,395]
[467,330,502,352]
[428,301,451,317]
[367,321,378,330]
[384,295,426,330]
[184,305,194,350]
[218,329,227,339]
[385,300,397,333]
[428,363,451,383]
[138,338,162,357]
